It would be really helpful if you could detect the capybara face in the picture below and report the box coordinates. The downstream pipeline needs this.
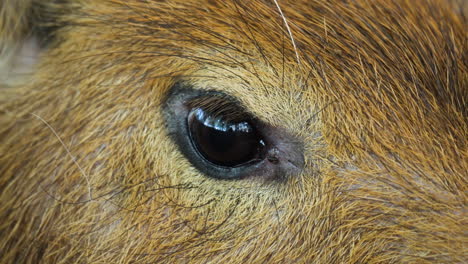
[0,0,466,263]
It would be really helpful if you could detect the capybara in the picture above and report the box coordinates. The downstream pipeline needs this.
[0,0,466,263]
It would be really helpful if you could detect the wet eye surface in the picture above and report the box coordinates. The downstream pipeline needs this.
[187,107,265,167]
[164,83,305,181]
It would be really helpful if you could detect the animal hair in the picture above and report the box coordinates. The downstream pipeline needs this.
[0,0,466,263]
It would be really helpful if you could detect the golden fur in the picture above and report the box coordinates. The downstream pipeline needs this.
[0,0,466,263]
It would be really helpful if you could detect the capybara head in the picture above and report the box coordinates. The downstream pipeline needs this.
[0,0,466,263]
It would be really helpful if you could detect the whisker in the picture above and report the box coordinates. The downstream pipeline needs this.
[273,0,301,66]
[31,113,93,201]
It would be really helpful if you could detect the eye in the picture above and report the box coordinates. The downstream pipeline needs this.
[164,84,305,181]
[187,107,265,167]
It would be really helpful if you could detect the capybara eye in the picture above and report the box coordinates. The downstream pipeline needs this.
[187,107,265,167]
[164,84,267,180]
[165,83,304,181]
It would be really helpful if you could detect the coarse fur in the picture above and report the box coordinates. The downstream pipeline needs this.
[0,0,466,263]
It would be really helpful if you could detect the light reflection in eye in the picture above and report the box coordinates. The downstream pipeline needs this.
[193,108,253,133]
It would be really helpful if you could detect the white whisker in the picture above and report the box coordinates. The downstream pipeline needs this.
[273,0,301,65]
[31,113,93,201]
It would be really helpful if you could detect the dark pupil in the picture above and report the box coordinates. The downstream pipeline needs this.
[188,108,264,167]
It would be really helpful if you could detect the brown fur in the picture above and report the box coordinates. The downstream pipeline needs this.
[0,0,466,263]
